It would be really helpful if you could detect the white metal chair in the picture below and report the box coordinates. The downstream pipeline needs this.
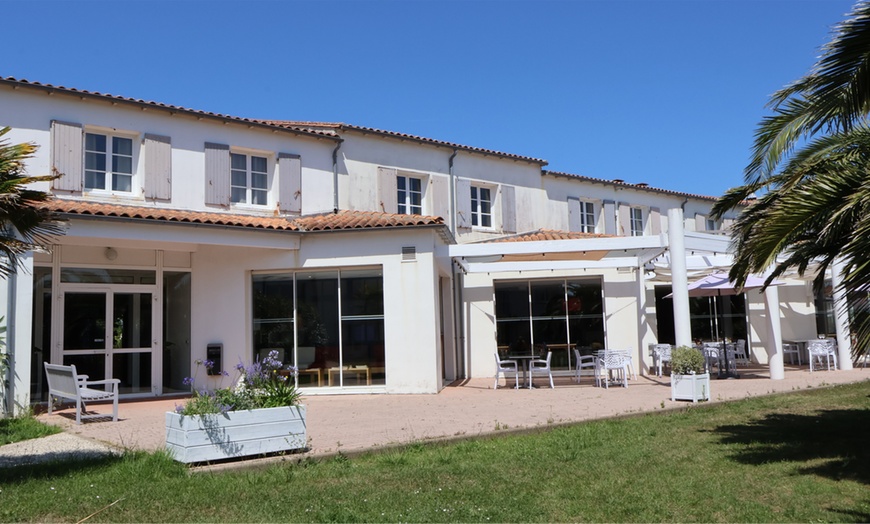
[782,343,801,365]
[493,352,519,389]
[596,350,630,388]
[733,339,749,366]
[44,362,120,424]
[528,351,554,389]
[808,339,838,372]
[652,344,672,377]
[701,343,722,373]
[573,348,597,383]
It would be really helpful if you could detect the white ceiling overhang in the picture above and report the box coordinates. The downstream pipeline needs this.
[449,234,670,273]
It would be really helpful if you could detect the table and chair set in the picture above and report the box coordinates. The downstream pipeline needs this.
[650,340,748,378]
[494,347,635,390]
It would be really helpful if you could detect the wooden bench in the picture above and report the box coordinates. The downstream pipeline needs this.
[44,363,120,424]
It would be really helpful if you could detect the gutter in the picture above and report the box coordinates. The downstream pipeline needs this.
[332,141,343,213]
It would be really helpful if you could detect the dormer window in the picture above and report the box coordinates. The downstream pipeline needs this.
[471,185,492,228]
[397,175,423,215]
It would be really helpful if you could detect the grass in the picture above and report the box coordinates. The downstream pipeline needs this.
[0,414,61,445]
[1,381,869,522]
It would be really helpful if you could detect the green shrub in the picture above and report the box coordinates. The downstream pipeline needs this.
[670,345,705,374]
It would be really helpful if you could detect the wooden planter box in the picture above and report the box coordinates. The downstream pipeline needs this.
[671,373,710,403]
[165,405,306,463]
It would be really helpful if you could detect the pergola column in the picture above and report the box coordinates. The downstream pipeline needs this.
[764,284,785,380]
[831,259,853,370]
[668,208,692,347]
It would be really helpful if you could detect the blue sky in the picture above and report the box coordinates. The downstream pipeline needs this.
[3,0,858,197]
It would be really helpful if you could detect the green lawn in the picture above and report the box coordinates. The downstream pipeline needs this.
[0,414,61,446]
[2,381,869,523]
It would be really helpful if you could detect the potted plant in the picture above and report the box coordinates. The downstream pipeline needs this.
[165,351,306,464]
[669,345,710,402]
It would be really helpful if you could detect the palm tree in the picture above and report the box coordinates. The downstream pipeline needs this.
[711,1,870,360]
[0,126,63,278]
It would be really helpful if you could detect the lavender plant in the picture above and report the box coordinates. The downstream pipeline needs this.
[174,351,300,416]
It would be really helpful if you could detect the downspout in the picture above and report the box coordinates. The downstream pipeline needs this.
[332,141,342,213]
[448,149,466,379]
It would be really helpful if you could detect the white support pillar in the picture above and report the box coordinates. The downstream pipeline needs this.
[2,253,34,416]
[668,208,692,347]
[831,259,853,370]
[636,265,647,375]
[764,284,785,380]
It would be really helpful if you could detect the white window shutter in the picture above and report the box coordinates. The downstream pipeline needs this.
[456,178,471,229]
[50,120,83,191]
[603,200,616,235]
[430,174,449,219]
[204,142,230,206]
[377,167,398,213]
[695,213,706,231]
[723,218,734,231]
[617,202,631,236]
[144,134,172,200]
[568,197,581,232]
[649,207,662,235]
[278,153,302,214]
[501,185,516,233]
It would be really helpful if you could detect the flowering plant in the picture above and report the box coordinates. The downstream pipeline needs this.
[174,350,301,416]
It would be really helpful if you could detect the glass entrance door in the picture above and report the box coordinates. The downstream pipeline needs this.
[60,288,155,396]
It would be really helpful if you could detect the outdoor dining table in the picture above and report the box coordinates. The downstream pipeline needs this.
[507,354,539,389]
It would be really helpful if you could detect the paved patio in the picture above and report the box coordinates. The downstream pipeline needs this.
[34,364,870,463]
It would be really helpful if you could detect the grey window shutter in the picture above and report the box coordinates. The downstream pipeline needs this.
[144,134,172,200]
[455,178,471,229]
[617,202,631,236]
[568,197,581,232]
[50,120,83,191]
[695,213,706,231]
[204,142,230,206]
[603,200,616,235]
[722,218,734,231]
[377,167,398,213]
[430,174,449,219]
[501,185,517,233]
[278,153,302,214]
[649,207,662,235]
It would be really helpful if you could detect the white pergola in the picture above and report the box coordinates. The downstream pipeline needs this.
[448,209,854,379]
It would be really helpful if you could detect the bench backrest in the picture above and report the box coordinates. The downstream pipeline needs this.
[44,363,81,397]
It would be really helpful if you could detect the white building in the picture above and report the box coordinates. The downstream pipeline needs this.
[0,77,852,415]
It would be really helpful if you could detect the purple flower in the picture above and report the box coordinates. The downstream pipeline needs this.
[182,377,194,386]
[203,360,215,370]
[174,404,184,414]
[221,370,229,377]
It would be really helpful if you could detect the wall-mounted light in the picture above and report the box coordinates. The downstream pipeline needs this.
[104,247,118,261]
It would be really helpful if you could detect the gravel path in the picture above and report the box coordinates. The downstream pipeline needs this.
[0,433,119,468]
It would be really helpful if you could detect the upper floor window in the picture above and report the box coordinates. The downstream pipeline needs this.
[630,207,644,236]
[85,133,133,192]
[579,201,596,233]
[706,218,718,231]
[471,185,492,228]
[231,153,268,205]
[397,175,423,215]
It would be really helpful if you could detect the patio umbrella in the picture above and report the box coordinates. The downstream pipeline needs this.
[668,272,784,377]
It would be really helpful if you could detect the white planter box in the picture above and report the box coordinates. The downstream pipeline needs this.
[165,405,306,463]
[671,373,710,403]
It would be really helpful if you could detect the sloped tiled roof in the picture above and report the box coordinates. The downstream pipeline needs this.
[481,229,611,243]
[542,170,727,203]
[37,200,444,233]
[262,120,548,165]
[294,210,443,231]
[0,77,340,141]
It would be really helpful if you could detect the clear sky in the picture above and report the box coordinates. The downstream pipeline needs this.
[3,0,858,198]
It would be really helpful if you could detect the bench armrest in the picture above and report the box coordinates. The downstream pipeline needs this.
[81,378,121,389]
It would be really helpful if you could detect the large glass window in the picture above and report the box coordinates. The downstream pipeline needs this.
[30,267,52,402]
[654,285,748,343]
[495,278,604,373]
[252,269,385,388]
[85,133,133,192]
[163,272,191,394]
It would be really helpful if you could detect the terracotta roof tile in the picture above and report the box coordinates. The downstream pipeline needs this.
[39,200,299,230]
[0,77,339,141]
[263,121,548,165]
[294,210,444,231]
[36,200,444,233]
[482,229,611,243]
[542,170,731,203]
